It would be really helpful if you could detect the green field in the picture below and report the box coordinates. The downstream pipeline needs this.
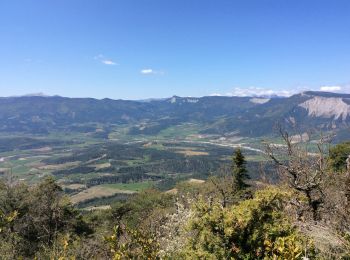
[0,124,271,205]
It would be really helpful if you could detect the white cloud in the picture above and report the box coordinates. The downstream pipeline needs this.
[141,69,154,74]
[319,85,342,92]
[211,84,350,98]
[227,87,294,97]
[209,93,222,96]
[102,60,116,65]
[94,54,117,65]
[140,68,164,75]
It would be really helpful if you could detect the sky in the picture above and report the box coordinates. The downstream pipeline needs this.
[0,0,350,99]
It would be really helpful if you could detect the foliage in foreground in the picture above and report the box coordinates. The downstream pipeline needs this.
[0,177,92,258]
[1,144,350,258]
[183,187,315,259]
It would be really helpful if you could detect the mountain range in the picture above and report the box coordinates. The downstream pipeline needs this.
[1,91,350,140]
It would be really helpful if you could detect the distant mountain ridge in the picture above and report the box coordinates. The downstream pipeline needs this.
[0,91,349,140]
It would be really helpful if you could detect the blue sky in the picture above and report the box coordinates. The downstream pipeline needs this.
[0,0,350,99]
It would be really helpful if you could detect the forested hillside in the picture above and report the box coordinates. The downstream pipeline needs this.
[1,91,350,139]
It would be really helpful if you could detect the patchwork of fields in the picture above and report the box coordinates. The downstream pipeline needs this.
[0,123,275,209]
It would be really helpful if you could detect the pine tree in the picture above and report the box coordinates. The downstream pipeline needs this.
[232,148,250,190]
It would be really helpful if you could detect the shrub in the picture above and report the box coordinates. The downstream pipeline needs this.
[182,187,315,259]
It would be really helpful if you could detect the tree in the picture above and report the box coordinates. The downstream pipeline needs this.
[29,177,76,246]
[328,141,350,172]
[232,148,250,190]
[265,128,328,221]
[0,177,91,258]
[209,149,250,208]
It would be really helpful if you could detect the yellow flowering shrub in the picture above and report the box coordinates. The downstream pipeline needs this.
[182,187,316,259]
[105,225,160,259]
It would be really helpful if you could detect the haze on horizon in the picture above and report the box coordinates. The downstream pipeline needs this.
[1,0,350,99]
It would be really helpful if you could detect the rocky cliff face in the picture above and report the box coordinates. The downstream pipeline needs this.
[299,96,350,121]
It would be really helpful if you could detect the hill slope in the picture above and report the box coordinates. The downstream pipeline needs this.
[0,91,349,139]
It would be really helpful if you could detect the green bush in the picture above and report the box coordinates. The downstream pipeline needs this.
[182,187,315,259]
[329,142,350,172]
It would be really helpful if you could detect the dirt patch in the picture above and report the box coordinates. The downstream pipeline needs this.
[62,183,86,191]
[165,188,178,194]
[176,150,209,156]
[187,178,205,184]
[27,162,46,168]
[93,162,111,170]
[82,205,111,211]
[70,186,135,204]
[31,146,52,152]
[38,161,80,170]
